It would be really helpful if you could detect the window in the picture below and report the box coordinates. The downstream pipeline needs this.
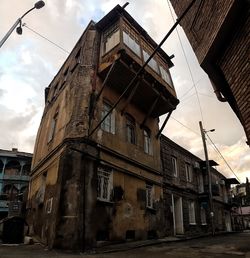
[45,198,53,214]
[97,166,113,202]
[123,31,141,57]
[171,156,178,177]
[143,129,151,154]
[188,201,196,224]
[185,163,193,182]
[126,114,136,144]
[143,50,159,73]
[146,184,154,209]
[159,65,173,87]
[200,206,207,225]
[48,111,58,142]
[103,24,120,54]
[101,102,115,134]
[198,173,204,193]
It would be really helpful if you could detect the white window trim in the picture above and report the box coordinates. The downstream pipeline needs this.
[171,156,178,177]
[97,166,113,202]
[188,201,196,225]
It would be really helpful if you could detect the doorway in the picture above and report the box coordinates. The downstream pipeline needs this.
[172,195,184,235]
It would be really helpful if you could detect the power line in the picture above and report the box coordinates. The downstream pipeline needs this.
[22,23,70,54]
[170,116,200,136]
[168,116,241,182]
[179,76,204,100]
[167,0,205,124]
[205,133,241,183]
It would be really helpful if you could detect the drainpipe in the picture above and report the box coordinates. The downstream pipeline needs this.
[171,194,176,236]
[210,79,227,102]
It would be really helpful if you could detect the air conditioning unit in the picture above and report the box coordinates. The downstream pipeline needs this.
[194,162,200,169]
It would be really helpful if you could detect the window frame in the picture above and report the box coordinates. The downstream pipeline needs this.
[101,101,115,134]
[143,128,151,154]
[171,156,178,177]
[185,162,193,182]
[97,166,113,202]
[102,23,120,55]
[48,110,58,143]
[200,206,207,225]
[188,201,196,225]
[146,184,154,209]
[126,114,136,144]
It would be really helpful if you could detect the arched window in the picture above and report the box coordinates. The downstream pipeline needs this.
[143,128,151,154]
[4,160,21,176]
[125,114,136,144]
[22,163,31,176]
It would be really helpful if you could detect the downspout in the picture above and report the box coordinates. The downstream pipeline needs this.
[211,82,227,102]
[171,194,176,236]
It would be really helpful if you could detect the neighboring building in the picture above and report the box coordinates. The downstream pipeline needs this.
[0,148,32,219]
[231,179,250,230]
[160,136,235,236]
[169,0,250,146]
[27,5,179,250]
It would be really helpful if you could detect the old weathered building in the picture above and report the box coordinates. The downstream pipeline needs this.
[160,136,235,236]
[169,0,250,145]
[0,148,32,219]
[27,5,179,250]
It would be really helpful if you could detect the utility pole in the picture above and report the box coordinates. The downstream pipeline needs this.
[199,121,215,235]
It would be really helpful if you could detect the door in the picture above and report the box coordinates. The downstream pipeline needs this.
[172,195,184,235]
[225,211,232,232]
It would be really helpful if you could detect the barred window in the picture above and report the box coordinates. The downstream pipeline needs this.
[97,166,113,202]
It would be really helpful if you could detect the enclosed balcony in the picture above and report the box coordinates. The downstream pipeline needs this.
[96,5,179,117]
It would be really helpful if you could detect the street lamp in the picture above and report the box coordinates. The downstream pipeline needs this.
[0,1,45,48]
[199,121,215,236]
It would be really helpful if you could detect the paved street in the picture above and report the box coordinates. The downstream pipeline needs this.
[0,232,250,258]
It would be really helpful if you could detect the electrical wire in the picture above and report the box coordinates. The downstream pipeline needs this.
[169,116,241,182]
[205,133,241,183]
[166,0,205,124]
[22,23,70,54]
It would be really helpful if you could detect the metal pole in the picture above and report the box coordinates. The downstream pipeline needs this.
[199,121,215,235]
[0,19,21,48]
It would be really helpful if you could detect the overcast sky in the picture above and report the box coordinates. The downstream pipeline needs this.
[0,0,249,182]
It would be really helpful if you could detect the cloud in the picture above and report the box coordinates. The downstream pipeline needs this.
[0,0,249,183]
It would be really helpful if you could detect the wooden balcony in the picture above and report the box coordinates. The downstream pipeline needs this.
[98,48,179,117]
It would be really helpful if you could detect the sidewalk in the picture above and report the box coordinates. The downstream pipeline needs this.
[95,236,181,253]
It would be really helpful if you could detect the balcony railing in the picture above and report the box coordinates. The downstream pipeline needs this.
[3,174,30,181]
